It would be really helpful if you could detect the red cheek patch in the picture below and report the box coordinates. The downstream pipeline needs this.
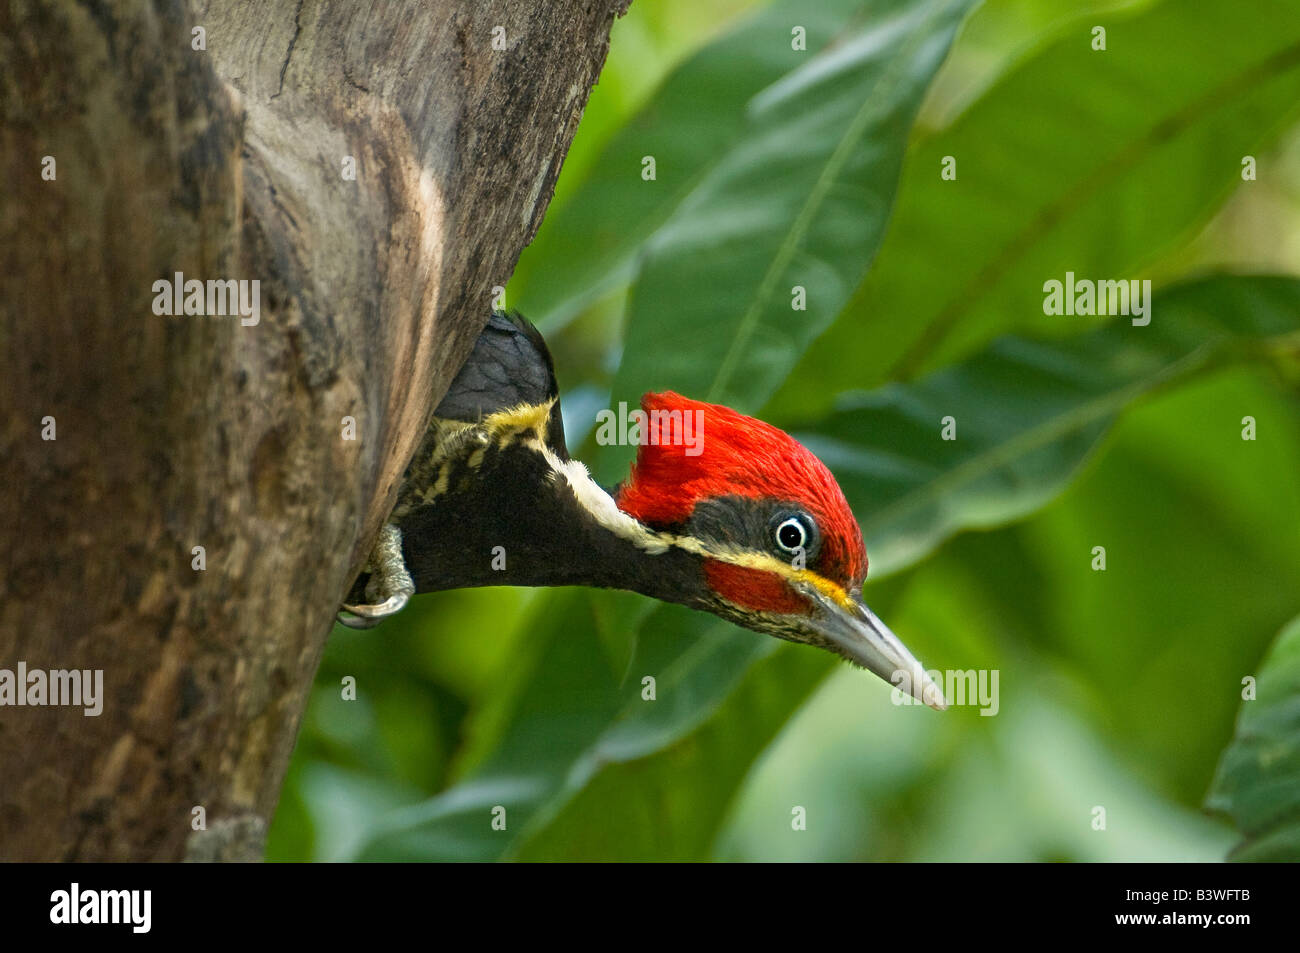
[704,561,806,615]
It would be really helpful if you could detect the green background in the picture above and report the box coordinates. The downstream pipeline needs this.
[268,0,1300,862]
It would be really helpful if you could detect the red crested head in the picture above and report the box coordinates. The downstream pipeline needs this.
[614,392,867,599]
[593,390,939,707]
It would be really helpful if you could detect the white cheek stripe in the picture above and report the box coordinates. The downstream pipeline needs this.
[550,451,672,555]
[480,401,673,556]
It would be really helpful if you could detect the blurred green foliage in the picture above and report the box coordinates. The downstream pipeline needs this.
[1208,615,1300,861]
[267,0,1300,861]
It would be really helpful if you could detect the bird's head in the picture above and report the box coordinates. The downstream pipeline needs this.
[616,392,946,710]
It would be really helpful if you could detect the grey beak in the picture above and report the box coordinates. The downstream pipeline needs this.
[795,582,947,710]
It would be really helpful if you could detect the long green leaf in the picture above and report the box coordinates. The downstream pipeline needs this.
[511,0,884,330]
[514,641,832,861]
[351,591,774,860]
[1207,614,1300,861]
[806,277,1300,576]
[773,0,1300,419]
[610,0,976,415]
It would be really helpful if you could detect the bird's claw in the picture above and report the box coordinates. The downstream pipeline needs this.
[336,523,415,630]
[337,591,411,629]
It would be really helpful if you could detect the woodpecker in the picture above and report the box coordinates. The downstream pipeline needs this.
[340,312,946,709]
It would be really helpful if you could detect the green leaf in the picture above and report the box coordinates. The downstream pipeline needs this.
[351,591,776,861]
[774,0,1300,419]
[916,0,1160,130]
[511,0,903,331]
[514,641,833,861]
[1008,367,1300,802]
[1207,614,1300,861]
[610,0,976,415]
[799,276,1300,577]
[720,673,1234,861]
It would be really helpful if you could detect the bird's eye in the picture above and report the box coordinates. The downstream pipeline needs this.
[774,516,809,554]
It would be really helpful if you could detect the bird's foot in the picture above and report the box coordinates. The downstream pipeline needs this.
[337,523,415,629]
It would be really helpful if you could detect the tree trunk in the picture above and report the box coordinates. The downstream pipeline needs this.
[0,0,625,861]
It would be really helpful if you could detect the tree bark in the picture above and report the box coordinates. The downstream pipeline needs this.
[0,0,625,861]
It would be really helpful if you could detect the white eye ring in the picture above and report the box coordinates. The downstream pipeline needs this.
[774,516,808,554]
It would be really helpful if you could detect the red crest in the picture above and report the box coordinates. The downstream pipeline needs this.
[615,392,867,595]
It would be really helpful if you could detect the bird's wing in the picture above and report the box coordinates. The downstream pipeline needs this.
[433,311,569,459]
